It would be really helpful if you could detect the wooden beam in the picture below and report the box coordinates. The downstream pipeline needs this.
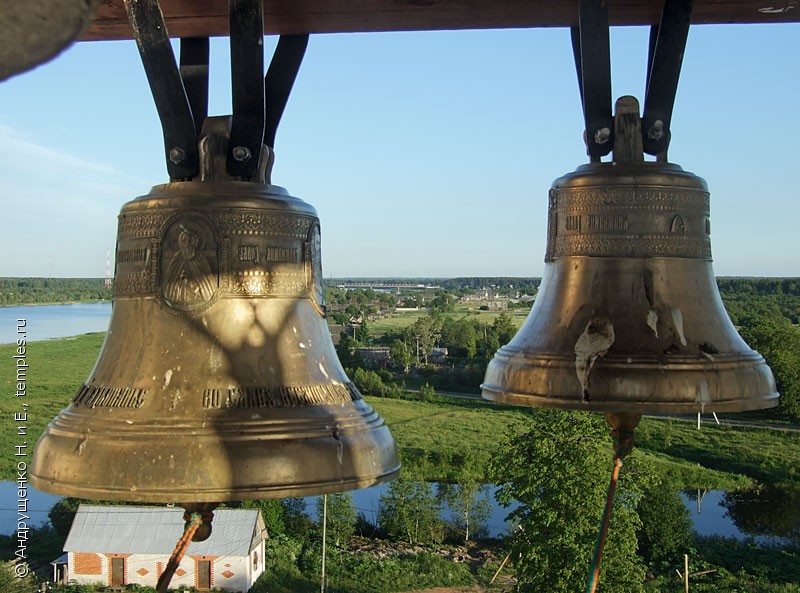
[81,1,800,42]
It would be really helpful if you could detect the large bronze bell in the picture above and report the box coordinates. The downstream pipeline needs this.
[482,97,778,414]
[31,118,400,503]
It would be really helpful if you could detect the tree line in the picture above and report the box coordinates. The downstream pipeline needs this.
[0,278,112,306]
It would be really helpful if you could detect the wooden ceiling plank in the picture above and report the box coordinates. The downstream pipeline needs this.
[80,1,800,42]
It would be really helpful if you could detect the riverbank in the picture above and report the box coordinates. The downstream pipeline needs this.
[0,299,111,308]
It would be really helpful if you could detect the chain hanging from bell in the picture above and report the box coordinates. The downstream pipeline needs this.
[482,96,778,415]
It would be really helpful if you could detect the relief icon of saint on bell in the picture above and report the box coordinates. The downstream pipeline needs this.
[161,222,217,311]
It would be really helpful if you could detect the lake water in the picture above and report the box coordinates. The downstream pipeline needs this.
[0,481,515,538]
[683,489,752,539]
[1,480,785,544]
[1,480,59,533]
[0,302,112,345]
[304,482,517,539]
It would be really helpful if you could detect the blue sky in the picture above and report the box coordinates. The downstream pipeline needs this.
[1,23,798,278]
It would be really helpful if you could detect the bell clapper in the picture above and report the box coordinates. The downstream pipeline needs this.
[155,503,217,593]
[585,412,642,593]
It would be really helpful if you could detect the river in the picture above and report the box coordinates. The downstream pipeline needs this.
[0,302,112,345]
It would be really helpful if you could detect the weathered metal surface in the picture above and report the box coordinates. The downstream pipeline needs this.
[30,118,400,503]
[81,1,800,41]
[481,97,778,414]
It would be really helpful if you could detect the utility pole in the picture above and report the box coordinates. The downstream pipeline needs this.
[320,494,328,593]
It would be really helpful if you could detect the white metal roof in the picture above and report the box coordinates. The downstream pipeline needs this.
[64,505,265,557]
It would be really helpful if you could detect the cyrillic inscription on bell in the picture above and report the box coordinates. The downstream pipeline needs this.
[482,97,778,414]
[30,118,400,503]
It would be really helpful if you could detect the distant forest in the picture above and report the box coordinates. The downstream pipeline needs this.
[717,277,800,325]
[0,277,112,306]
[1,276,799,324]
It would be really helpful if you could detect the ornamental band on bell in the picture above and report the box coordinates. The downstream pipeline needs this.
[545,186,711,262]
[113,208,325,315]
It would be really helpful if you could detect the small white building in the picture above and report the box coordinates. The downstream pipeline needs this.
[64,505,267,592]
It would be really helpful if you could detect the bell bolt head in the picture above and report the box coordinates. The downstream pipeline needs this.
[232,146,252,162]
[594,127,611,145]
[168,147,186,165]
[648,120,665,141]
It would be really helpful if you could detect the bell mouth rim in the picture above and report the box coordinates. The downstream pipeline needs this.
[482,345,779,414]
[43,404,389,436]
[490,345,770,368]
[29,467,402,504]
[480,387,779,414]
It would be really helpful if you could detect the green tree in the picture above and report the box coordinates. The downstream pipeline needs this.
[442,318,478,359]
[492,311,517,347]
[355,319,370,344]
[335,332,361,369]
[419,382,436,401]
[438,479,491,543]
[406,315,443,365]
[429,292,456,313]
[489,410,648,593]
[239,499,287,537]
[283,498,314,540]
[48,497,87,538]
[378,477,443,544]
[352,367,388,396]
[317,492,356,547]
[390,339,413,372]
[738,315,800,420]
[478,328,501,363]
[0,561,37,593]
[637,479,693,562]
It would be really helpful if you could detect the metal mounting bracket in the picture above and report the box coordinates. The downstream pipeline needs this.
[643,0,695,157]
[571,0,614,161]
[570,0,695,160]
[123,0,308,181]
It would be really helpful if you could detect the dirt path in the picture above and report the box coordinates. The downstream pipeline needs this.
[400,574,516,593]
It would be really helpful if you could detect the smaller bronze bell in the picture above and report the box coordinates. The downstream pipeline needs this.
[482,97,778,415]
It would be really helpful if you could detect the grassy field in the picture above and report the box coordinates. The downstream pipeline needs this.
[369,310,428,335]
[368,395,798,490]
[368,304,530,337]
[1,333,105,478]
[1,333,798,494]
